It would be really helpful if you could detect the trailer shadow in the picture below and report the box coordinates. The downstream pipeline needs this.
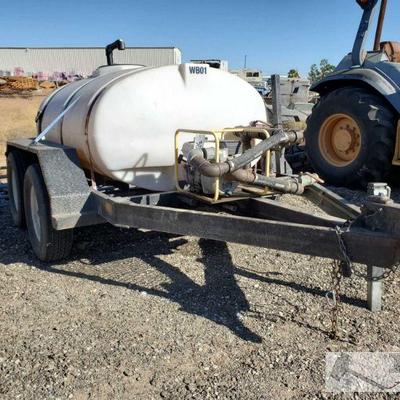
[1,213,365,341]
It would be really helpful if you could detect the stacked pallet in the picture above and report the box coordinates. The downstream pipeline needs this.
[0,76,39,93]
[39,80,56,89]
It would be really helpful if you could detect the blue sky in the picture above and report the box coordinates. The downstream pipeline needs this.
[1,0,399,76]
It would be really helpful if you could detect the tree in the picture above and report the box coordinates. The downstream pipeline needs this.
[288,69,300,78]
[308,64,320,83]
[308,59,335,83]
[319,59,335,77]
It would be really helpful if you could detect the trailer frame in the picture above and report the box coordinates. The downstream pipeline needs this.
[5,137,400,312]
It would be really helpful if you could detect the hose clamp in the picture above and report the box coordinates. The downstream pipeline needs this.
[227,160,235,172]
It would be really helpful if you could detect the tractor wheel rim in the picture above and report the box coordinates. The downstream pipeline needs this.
[318,113,362,167]
[30,185,41,239]
[11,169,19,211]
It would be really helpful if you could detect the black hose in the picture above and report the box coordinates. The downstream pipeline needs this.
[253,175,303,194]
[229,130,296,172]
[226,168,257,183]
[227,168,304,194]
[188,130,301,178]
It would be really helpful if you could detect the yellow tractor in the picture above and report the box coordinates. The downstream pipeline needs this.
[305,0,400,186]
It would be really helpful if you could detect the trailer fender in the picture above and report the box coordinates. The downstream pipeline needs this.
[6,138,103,230]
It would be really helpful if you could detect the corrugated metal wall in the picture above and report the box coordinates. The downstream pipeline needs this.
[0,47,182,76]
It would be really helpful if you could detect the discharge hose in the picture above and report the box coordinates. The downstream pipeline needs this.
[226,169,305,194]
[188,130,302,178]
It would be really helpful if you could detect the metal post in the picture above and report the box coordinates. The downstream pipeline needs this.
[374,0,388,51]
[270,74,292,176]
[271,74,282,129]
[271,74,283,176]
[367,265,383,312]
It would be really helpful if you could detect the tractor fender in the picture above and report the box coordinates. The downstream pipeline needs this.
[311,68,400,114]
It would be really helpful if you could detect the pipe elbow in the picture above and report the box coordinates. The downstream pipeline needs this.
[189,154,230,178]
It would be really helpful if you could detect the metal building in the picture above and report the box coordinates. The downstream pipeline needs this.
[0,47,182,78]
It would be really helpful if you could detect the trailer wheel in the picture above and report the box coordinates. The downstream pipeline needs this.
[6,151,28,228]
[305,87,396,187]
[24,164,73,261]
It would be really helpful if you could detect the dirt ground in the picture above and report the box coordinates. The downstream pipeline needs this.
[0,95,45,157]
[1,96,400,399]
[0,189,399,399]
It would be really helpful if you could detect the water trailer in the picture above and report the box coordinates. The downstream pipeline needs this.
[5,42,400,334]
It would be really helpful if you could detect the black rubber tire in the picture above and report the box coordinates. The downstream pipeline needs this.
[24,164,73,262]
[6,151,28,228]
[305,87,396,187]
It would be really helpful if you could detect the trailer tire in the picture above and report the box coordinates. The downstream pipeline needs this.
[24,164,73,261]
[7,151,28,228]
[305,87,396,187]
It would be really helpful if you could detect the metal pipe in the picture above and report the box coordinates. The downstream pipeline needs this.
[374,0,387,51]
[105,39,126,66]
[227,168,319,195]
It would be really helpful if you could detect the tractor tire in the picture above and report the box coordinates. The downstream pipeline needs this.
[24,164,73,262]
[6,151,28,228]
[305,87,396,187]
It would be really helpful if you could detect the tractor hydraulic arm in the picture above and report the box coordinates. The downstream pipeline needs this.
[356,0,378,10]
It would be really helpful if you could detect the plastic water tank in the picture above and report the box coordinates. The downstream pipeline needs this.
[37,63,267,191]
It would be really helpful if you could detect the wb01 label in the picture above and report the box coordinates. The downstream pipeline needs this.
[189,66,207,74]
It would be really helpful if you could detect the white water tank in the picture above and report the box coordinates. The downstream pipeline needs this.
[38,63,267,191]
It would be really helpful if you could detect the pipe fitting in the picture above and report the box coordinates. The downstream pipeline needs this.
[188,154,230,178]
[226,168,257,184]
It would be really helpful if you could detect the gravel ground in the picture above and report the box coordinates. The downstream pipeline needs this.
[0,185,399,399]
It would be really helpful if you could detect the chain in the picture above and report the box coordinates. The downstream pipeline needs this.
[327,223,399,339]
[335,225,399,281]
[327,259,343,339]
[370,264,400,282]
